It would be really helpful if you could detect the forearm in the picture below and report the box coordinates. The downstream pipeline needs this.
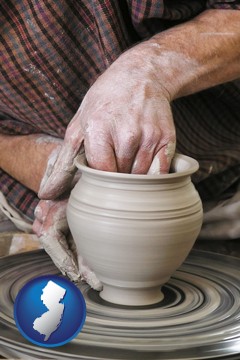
[153,9,240,98]
[119,9,240,100]
[0,133,62,193]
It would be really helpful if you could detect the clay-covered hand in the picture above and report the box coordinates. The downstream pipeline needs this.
[78,52,176,176]
[38,45,176,200]
[33,198,102,290]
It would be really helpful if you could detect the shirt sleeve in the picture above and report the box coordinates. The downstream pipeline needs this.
[0,169,39,221]
[0,113,41,135]
[207,0,240,9]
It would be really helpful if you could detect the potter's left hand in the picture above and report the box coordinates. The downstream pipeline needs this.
[38,47,176,200]
[33,198,102,290]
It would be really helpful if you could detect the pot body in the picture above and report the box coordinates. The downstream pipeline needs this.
[67,154,203,306]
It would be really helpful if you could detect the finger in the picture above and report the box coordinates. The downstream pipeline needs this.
[40,227,80,281]
[32,218,42,237]
[84,118,142,173]
[37,204,80,281]
[33,201,54,236]
[34,200,54,223]
[84,134,118,172]
[131,124,161,174]
[38,114,84,199]
[114,129,141,173]
[33,199,80,281]
[148,141,176,175]
[131,147,156,174]
[78,254,103,291]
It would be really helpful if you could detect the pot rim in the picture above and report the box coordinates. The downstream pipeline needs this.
[74,153,199,180]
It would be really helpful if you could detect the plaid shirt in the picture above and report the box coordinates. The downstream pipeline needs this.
[1,0,240,220]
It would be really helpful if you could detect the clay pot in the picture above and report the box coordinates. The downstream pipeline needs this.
[67,154,203,306]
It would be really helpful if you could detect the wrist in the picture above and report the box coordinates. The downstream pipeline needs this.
[118,9,240,100]
[117,41,195,101]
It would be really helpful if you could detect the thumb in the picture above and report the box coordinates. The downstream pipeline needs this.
[38,114,84,199]
[33,199,80,281]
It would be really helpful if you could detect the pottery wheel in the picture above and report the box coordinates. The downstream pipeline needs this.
[1,250,240,359]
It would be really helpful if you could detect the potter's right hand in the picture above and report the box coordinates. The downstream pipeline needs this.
[33,198,102,291]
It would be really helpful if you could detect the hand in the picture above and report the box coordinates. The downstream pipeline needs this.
[33,198,102,290]
[77,53,176,175]
[38,45,176,200]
